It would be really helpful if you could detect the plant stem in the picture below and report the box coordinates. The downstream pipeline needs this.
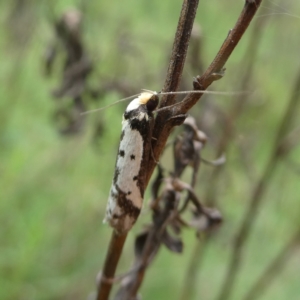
[179,2,264,297]
[96,231,127,300]
[242,228,300,300]
[179,236,208,300]
[147,0,200,183]
[174,0,263,115]
[215,60,300,300]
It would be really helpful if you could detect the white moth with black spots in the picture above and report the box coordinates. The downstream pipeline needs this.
[95,87,244,233]
[104,92,159,233]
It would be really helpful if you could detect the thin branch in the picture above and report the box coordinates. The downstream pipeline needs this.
[161,0,200,106]
[204,2,268,206]
[178,236,209,300]
[215,57,300,300]
[96,231,127,300]
[173,0,263,115]
[146,0,200,183]
[146,0,262,185]
[179,4,266,298]
[242,228,300,300]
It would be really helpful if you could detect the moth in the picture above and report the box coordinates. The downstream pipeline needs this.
[85,87,244,233]
[104,91,159,234]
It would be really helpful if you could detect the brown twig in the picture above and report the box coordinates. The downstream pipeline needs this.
[206,7,268,202]
[147,0,262,185]
[146,0,200,184]
[173,0,263,115]
[178,235,208,300]
[96,231,127,300]
[242,228,300,300]
[215,56,300,300]
[179,3,266,298]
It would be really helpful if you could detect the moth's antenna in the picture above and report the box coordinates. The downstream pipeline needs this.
[154,90,251,113]
[158,90,249,96]
[140,89,250,98]
[81,93,141,115]
[81,89,250,115]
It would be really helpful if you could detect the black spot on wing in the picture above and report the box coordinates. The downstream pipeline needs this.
[115,184,140,219]
[123,105,153,143]
[130,154,135,160]
[129,117,147,130]
[128,118,150,143]
[133,176,138,181]
[119,150,125,157]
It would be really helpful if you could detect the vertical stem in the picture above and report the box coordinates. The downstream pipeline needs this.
[242,228,300,300]
[205,7,267,206]
[215,158,276,300]
[161,0,200,104]
[179,236,207,300]
[178,2,264,299]
[96,231,127,300]
[148,0,200,183]
[215,66,300,300]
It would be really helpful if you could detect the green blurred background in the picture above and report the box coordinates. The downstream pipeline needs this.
[1,0,300,299]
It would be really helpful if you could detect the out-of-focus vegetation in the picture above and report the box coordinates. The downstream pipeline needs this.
[1,0,300,300]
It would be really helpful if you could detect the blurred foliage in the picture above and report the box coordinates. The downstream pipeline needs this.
[0,0,300,300]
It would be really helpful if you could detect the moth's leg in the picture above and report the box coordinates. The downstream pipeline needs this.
[167,114,187,127]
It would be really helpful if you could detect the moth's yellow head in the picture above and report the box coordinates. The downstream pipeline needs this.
[138,92,157,104]
[126,91,159,113]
